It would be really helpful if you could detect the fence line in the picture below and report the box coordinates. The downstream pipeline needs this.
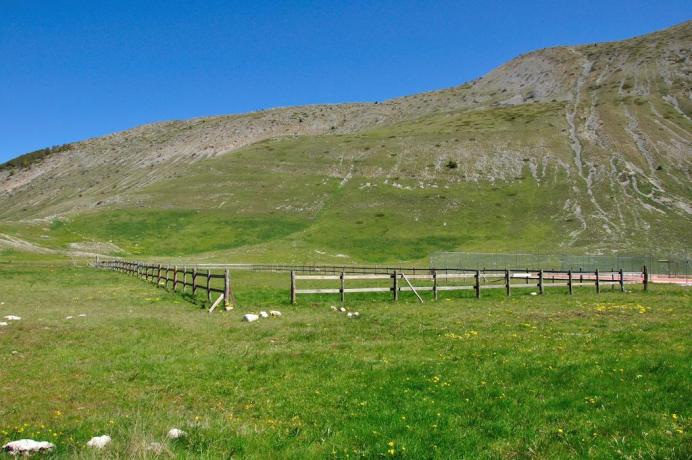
[94,259,233,311]
[430,251,690,277]
[290,267,647,304]
[94,258,648,306]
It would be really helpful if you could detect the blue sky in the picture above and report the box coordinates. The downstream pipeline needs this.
[1,1,689,163]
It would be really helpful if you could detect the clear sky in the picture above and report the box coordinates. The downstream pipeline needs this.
[1,1,689,163]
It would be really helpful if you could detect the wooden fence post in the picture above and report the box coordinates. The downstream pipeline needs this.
[568,269,573,295]
[183,267,188,293]
[538,270,544,295]
[192,268,197,296]
[157,264,162,287]
[643,265,648,291]
[432,270,438,300]
[224,269,230,307]
[595,269,600,294]
[475,270,481,298]
[392,271,399,301]
[173,266,178,291]
[340,272,345,303]
[290,270,296,305]
[206,270,212,302]
[619,268,624,292]
[505,269,511,296]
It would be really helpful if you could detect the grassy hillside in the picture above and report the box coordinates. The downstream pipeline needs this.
[0,22,690,262]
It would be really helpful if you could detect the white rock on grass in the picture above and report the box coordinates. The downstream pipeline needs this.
[65,316,73,320]
[243,314,259,322]
[146,442,165,454]
[86,435,111,449]
[330,306,337,311]
[167,428,187,439]
[259,311,269,318]
[2,439,55,455]
[79,314,87,317]
[4,315,21,321]
[269,310,282,317]
[0,322,8,327]
[530,292,538,296]
[338,307,346,313]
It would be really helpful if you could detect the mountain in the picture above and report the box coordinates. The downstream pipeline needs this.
[1,21,690,262]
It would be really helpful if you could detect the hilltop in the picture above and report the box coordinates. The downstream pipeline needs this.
[1,21,690,262]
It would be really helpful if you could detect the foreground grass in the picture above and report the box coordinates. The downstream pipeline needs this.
[0,260,690,458]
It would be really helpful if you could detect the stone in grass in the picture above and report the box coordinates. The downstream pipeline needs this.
[167,428,187,439]
[65,316,73,320]
[530,292,538,296]
[330,306,337,311]
[346,312,361,319]
[4,315,21,321]
[146,442,165,454]
[3,439,55,455]
[338,307,346,313]
[86,435,111,449]
[259,311,269,318]
[269,310,282,317]
[243,314,259,322]
[0,322,7,327]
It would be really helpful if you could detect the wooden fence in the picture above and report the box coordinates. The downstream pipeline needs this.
[95,259,233,312]
[290,267,648,304]
[94,258,648,306]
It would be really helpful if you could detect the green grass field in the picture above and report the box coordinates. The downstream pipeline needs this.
[1,256,689,458]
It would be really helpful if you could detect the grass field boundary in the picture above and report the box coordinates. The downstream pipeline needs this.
[94,258,647,306]
[291,267,646,304]
[94,259,233,309]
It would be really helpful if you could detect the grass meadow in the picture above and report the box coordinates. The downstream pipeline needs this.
[0,255,690,458]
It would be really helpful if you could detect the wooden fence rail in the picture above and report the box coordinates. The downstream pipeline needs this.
[290,267,647,304]
[95,259,233,311]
